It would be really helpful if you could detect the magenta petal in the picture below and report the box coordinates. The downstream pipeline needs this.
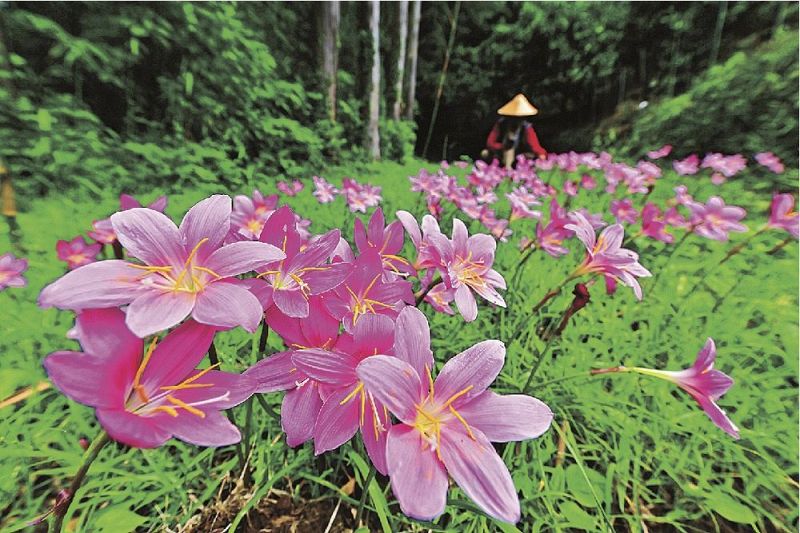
[96,408,171,449]
[110,209,185,267]
[439,425,520,523]
[693,393,740,439]
[434,340,505,407]
[152,410,241,447]
[38,260,144,310]
[454,284,478,322]
[171,370,254,410]
[292,349,358,386]
[386,424,448,521]
[119,193,140,210]
[393,306,434,382]
[361,396,390,475]
[353,217,369,252]
[139,319,216,392]
[179,195,232,259]
[304,262,351,294]
[356,356,423,424]
[395,210,421,246]
[367,208,385,244]
[458,391,553,442]
[273,288,310,318]
[313,386,360,455]
[245,351,301,393]
[126,290,196,337]
[240,278,274,310]
[73,308,143,360]
[204,241,285,277]
[193,281,263,332]
[282,381,322,447]
[44,352,130,409]
[288,229,340,271]
[299,297,340,345]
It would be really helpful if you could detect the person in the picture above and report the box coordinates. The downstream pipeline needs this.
[481,93,548,168]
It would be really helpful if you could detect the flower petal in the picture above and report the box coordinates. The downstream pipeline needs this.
[454,284,478,322]
[152,409,241,447]
[204,241,285,277]
[292,349,358,386]
[386,424,448,521]
[96,408,171,449]
[273,288,310,318]
[458,391,553,442]
[110,208,184,267]
[356,356,423,424]
[393,306,434,382]
[126,290,196,338]
[138,319,216,392]
[693,394,740,439]
[179,195,232,259]
[439,424,520,523]
[361,396,390,475]
[193,281,263,332]
[434,340,505,407]
[38,260,145,310]
[44,352,133,409]
[313,386,360,455]
[282,381,322,447]
[72,308,142,360]
[245,351,302,393]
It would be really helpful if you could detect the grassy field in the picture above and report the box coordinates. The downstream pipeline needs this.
[0,157,797,532]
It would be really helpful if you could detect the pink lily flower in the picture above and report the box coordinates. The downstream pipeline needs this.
[246,298,340,447]
[56,236,102,270]
[673,185,693,206]
[574,208,606,230]
[641,203,674,243]
[228,190,278,242]
[767,193,799,238]
[636,160,662,182]
[701,153,747,178]
[754,152,785,174]
[673,154,700,176]
[119,193,168,213]
[324,250,413,331]
[395,210,447,271]
[0,252,27,290]
[483,216,512,242]
[710,172,727,185]
[354,208,414,277]
[292,313,398,473]
[87,219,118,244]
[627,338,738,438]
[428,218,506,322]
[563,180,578,197]
[507,194,541,221]
[312,175,340,204]
[425,283,456,315]
[44,308,254,448]
[647,144,672,159]
[664,207,688,228]
[580,173,597,190]
[40,195,285,337]
[357,330,553,523]
[610,198,639,225]
[565,212,652,300]
[277,179,304,197]
[687,196,748,242]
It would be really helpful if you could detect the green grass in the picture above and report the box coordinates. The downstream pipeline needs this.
[0,157,797,532]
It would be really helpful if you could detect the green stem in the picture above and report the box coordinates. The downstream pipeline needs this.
[688,226,767,295]
[414,275,441,306]
[521,299,575,394]
[258,321,269,354]
[49,432,110,533]
[767,235,792,255]
[355,466,376,527]
[254,394,281,422]
[207,341,246,468]
[648,229,692,291]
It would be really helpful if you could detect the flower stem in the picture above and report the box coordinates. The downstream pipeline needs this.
[258,321,269,354]
[648,229,692,291]
[767,236,793,255]
[207,341,247,469]
[688,226,767,295]
[531,273,576,314]
[414,275,441,306]
[355,465,376,527]
[511,242,537,286]
[49,432,110,533]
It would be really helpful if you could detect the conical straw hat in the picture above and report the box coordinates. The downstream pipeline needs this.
[497,94,538,117]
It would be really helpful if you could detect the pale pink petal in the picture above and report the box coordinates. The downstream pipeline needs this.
[434,340,505,407]
[303,262,352,294]
[356,356,423,424]
[126,290,196,337]
[179,195,232,258]
[193,281,263,332]
[361,397,390,475]
[386,424,448,521]
[459,391,553,442]
[454,284,478,322]
[245,351,301,392]
[393,306,434,382]
[439,425,520,523]
[153,410,241,447]
[273,288,310,318]
[72,308,143,360]
[170,370,254,410]
[396,210,421,246]
[204,241,285,277]
[292,349,358,386]
[313,386,360,454]
[693,394,740,439]
[287,229,340,272]
[38,260,145,310]
[282,382,323,447]
[139,319,216,392]
[96,408,171,449]
[110,209,184,267]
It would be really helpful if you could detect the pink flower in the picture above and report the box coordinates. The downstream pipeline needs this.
[354,208,414,277]
[641,203,674,243]
[343,178,382,213]
[636,160,662,181]
[228,190,278,242]
[245,299,339,447]
[483,216,512,242]
[44,308,254,448]
[664,207,688,228]
[755,152,785,174]
[87,219,117,244]
[292,313,399,473]
[647,145,672,159]
[701,153,747,178]
[56,236,102,270]
[673,185,693,206]
[312,175,340,204]
[710,172,727,185]
[119,194,168,213]
[630,338,738,438]
[357,328,552,523]
[40,195,286,337]
[425,282,456,315]
[277,180,304,197]
[0,252,27,290]
[673,155,700,176]
[563,181,578,197]
[324,250,413,331]
[610,198,639,225]
[574,209,606,230]
[565,213,652,300]
[395,210,447,271]
[535,199,574,257]
[580,174,597,190]
[428,219,506,321]
[256,206,350,318]
[767,193,798,238]
[687,196,748,241]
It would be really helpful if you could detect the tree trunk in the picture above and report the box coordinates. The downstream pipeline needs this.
[393,0,409,121]
[404,0,421,121]
[709,1,728,66]
[321,1,340,122]
[368,0,381,160]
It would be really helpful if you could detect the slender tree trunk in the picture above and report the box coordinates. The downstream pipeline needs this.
[422,1,461,160]
[617,67,626,105]
[368,0,381,160]
[321,1,340,122]
[709,1,728,66]
[404,0,421,121]
[393,0,409,121]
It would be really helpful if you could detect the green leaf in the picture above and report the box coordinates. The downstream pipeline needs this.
[36,109,53,131]
[706,492,757,524]
[559,501,596,530]
[348,451,392,533]
[565,464,605,508]
[93,506,147,533]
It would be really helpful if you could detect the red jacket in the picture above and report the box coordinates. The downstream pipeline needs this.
[486,121,547,158]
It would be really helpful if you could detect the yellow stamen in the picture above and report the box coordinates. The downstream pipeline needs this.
[360,389,366,426]
[340,382,364,405]
[167,396,205,418]
[426,365,435,402]
[194,266,222,279]
[449,405,476,440]
[152,405,179,417]
[160,363,220,391]
[442,384,474,409]
[174,237,209,287]
[132,337,159,402]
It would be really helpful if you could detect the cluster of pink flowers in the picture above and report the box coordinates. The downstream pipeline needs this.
[0,252,27,290]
